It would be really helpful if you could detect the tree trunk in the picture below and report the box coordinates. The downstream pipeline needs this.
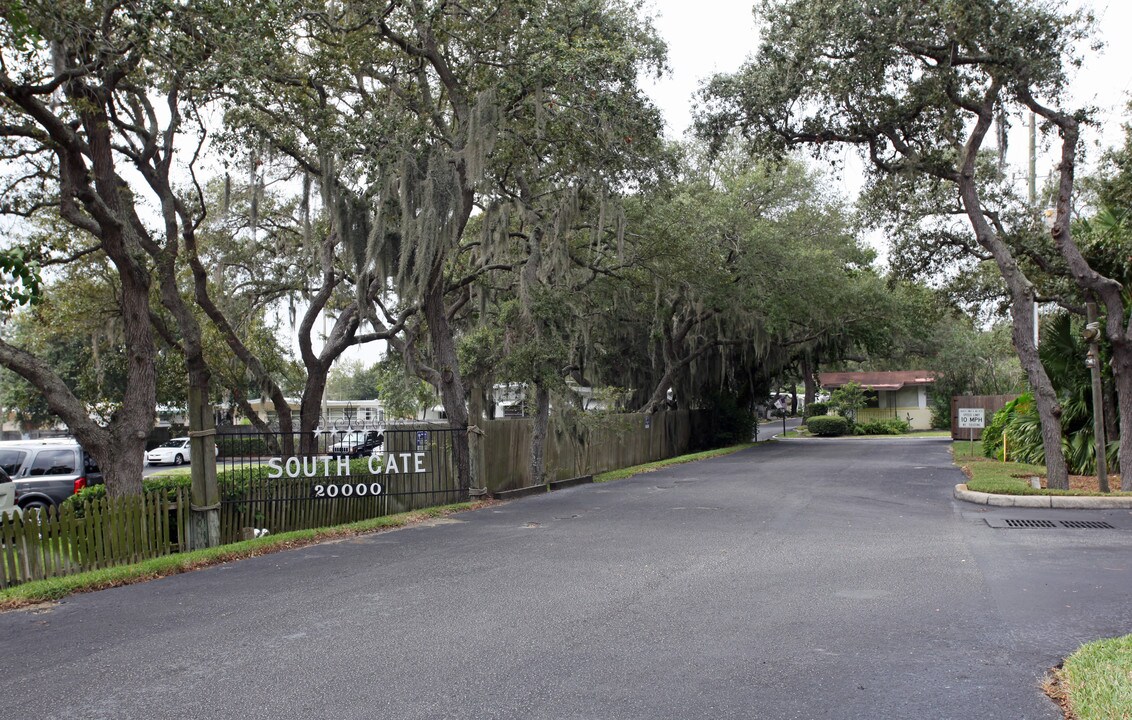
[955,89,1069,489]
[1010,294,1070,489]
[299,368,329,456]
[1104,376,1118,455]
[1111,342,1132,490]
[423,283,470,490]
[530,383,551,486]
[802,354,817,407]
[102,266,157,497]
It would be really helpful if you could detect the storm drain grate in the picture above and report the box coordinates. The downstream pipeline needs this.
[1004,519,1058,528]
[1059,520,1115,529]
[985,517,1116,529]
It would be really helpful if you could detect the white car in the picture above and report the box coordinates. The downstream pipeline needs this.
[145,437,216,466]
[0,466,18,517]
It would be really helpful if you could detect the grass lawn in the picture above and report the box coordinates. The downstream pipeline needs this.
[146,465,193,479]
[953,441,1132,496]
[782,428,952,440]
[1049,634,1132,719]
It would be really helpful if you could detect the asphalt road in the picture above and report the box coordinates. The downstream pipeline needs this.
[4,436,1132,720]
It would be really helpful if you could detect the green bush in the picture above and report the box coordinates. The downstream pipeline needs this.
[64,456,381,516]
[887,417,911,434]
[63,474,191,516]
[929,397,952,429]
[856,418,911,435]
[216,436,269,457]
[982,400,1016,461]
[804,402,828,419]
[807,415,849,437]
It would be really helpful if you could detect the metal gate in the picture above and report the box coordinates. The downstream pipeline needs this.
[214,425,465,542]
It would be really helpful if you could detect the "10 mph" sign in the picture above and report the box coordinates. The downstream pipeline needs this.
[957,408,985,429]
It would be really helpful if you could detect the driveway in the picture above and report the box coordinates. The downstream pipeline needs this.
[3,437,1131,719]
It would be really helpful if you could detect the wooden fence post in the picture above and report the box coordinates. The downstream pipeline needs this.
[467,424,487,498]
[187,384,220,550]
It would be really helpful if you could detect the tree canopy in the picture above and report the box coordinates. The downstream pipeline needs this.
[4,0,1116,495]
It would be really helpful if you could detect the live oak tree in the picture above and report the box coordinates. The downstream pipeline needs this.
[0,1,224,497]
[0,265,190,428]
[606,146,889,418]
[226,0,669,486]
[697,0,1102,488]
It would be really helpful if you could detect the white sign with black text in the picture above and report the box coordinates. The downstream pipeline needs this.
[957,409,985,429]
[264,452,430,499]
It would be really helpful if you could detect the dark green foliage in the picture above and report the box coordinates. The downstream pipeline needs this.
[804,402,828,419]
[929,401,952,430]
[326,359,381,401]
[63,456,378,517]
[0,248,41,311]
[807,415,848,437]
[856,418,911,435]
[63,475,191,516]
[701,392,756,446]
[828,382,866,426]
[215,436,269,458]
[982,399,1017,461]
[984,383,1120,474]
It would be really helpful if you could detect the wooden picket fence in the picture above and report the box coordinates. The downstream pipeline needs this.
[216,475,463,544]
[0,487,188,590]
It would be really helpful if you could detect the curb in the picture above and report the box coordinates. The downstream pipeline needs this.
[492,475,594,501]
[953,483,1132,509]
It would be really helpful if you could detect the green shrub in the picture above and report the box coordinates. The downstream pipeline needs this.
[63,474,191,516]
[855,418,910,435]
[929,397,952,429]
[828,382,866,425]
[216,436,269,457]
[982,400,1015,460]
[804,402,828,419]
[807,415,849,436]
[982,395,1041,463]
[64,456,381,516]
[884,417,911,434]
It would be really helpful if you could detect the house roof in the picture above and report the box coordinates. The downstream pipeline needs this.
[818,370,936,391]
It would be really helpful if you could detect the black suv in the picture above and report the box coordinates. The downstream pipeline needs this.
[0,439,102,511]
[328,430,385,458]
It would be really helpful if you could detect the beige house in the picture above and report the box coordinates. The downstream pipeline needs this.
[818,371,936,430]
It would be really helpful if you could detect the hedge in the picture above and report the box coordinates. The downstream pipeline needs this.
[856,418,910,435]
[804,402,829,419]
[215,436,270,457]
[807,415,849,437]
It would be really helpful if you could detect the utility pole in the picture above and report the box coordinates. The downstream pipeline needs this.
[1028,112,1037,205]
[1084,302,1109,493]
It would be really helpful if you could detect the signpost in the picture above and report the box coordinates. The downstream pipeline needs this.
[957,408,985,455]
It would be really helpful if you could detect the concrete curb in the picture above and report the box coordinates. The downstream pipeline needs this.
[548,475,593,492]
[492,475,594,501]
[953,483,1132,509]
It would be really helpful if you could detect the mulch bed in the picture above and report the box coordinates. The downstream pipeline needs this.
[1026,474,1123,493]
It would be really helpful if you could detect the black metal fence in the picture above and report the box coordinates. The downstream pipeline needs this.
[215,425,464,543]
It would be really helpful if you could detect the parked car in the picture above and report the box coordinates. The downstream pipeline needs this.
[0,438,101,511]
[0,465,17,518]
[146,437,220,466]
[329,430,385,458]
